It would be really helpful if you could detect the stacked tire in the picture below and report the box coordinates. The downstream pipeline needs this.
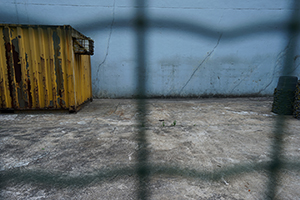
[272,76,298,115]
[293,80,300,119]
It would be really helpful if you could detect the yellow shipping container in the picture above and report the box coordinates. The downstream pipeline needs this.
[0,24,94,112]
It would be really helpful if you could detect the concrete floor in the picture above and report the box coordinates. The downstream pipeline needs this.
[0,98,300,199]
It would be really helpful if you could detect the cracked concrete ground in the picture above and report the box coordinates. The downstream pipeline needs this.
[0,98,300,199]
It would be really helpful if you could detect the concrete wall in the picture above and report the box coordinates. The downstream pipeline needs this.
[1,0,300,98]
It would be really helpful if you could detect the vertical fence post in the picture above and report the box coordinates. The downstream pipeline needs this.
[266,0,300,199]
[134,0,150,199]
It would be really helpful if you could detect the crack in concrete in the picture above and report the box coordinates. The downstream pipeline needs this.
[256,38,294,94]
[230,63,262,93]
[230,76,249,93]
[9,2,292,11]
[290,63,300,73]
[94,0,116,85]
[11,2,114,8]
[179,33,223,95]
[113,103,120,114]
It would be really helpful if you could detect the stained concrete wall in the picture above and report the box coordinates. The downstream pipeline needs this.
[1,0,299,98]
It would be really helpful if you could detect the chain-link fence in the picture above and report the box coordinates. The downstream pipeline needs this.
[1,0,300,199]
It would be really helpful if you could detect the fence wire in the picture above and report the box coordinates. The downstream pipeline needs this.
[265,1,300,199]
[1,0,300,199]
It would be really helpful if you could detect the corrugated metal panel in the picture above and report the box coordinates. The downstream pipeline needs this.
[0,24,93,112]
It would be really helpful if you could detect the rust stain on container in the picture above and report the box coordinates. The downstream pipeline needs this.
[11,37,22,83]
[0,24,93,112]
[3,27,16,108]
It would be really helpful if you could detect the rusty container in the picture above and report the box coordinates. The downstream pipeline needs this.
[0,24,94,112]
